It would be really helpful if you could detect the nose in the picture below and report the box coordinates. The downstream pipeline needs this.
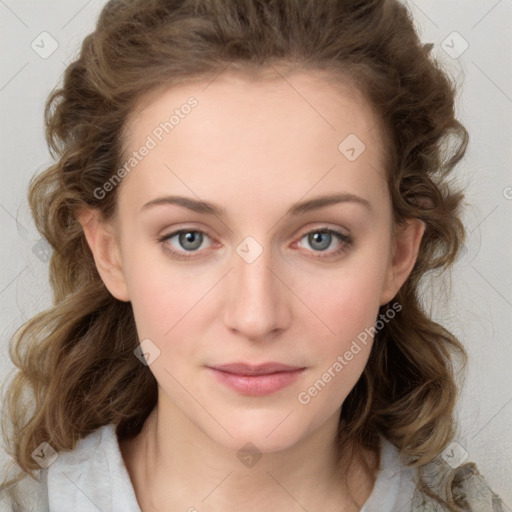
[222,241,291,342]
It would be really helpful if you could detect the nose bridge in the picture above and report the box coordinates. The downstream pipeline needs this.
[223,236,290,339]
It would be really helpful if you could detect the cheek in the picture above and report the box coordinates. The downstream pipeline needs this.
[122,244,200,340]
[303,260,387,343]
[294,255,387,396]
[297,281,378,418]
[130,282,198,344]
[124,227,390,352]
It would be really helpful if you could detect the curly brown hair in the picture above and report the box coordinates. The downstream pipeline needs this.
[1,0,469,509]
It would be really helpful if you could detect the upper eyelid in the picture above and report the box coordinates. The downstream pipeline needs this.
[160,226,350,250]
[160,224,349,238]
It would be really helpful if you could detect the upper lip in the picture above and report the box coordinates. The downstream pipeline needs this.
[209,362,305,375]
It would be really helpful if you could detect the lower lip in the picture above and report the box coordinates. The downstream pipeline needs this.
[207,368,305,396]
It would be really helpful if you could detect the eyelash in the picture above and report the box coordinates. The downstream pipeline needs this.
[158,227,353,261]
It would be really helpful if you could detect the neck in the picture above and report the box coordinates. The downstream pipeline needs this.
[121,396,378,512]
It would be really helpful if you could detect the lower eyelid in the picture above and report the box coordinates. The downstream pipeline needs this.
[159,229,212,249]
[296,230,351,253]
[159,228,351,258]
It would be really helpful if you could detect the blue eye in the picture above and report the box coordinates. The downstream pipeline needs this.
[159,229,211,260]
[158,227,352,261]
[173,231,204,251]
[297,229,352,259]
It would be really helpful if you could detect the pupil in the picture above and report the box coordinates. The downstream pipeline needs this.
[310,232,330,251]
[180,231,202,250]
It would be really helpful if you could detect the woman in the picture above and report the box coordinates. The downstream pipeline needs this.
[0,0,507,510]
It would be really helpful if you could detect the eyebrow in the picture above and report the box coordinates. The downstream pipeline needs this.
[140,192,372,217]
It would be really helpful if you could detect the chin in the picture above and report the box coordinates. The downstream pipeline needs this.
[202,409,311,455]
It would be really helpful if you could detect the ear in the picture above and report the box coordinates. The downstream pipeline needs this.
[379,217,425,306]
[77,207,130,302]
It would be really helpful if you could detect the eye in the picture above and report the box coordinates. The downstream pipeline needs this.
[158,229,213,260]
[295,228,353,259]
[158,227,353,261]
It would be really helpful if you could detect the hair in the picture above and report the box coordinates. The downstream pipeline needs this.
[1,0,470,509]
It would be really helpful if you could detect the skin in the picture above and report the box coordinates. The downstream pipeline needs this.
[79,68,425,511]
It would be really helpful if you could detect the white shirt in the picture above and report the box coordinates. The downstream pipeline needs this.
[6,423,418,511]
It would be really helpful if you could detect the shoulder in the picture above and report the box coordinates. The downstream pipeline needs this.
[46,423,140,511]
[361,437,418,511]
[363,436,507,512]
[412,456,507,512]
[1,424,140,512]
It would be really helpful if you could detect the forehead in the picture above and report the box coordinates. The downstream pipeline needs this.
[117,69,388,217]
[124,68,383,151]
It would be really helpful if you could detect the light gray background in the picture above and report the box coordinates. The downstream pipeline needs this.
[0,0,511,505]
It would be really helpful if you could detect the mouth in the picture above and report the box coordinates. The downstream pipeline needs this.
[206,362,306,396]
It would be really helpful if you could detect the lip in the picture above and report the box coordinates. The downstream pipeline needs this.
[207,362,306,396]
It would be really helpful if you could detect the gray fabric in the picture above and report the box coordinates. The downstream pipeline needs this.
[412,458,507,512]
[0,425,507,511]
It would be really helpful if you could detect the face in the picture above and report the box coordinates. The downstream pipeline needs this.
[86,69,421,454]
